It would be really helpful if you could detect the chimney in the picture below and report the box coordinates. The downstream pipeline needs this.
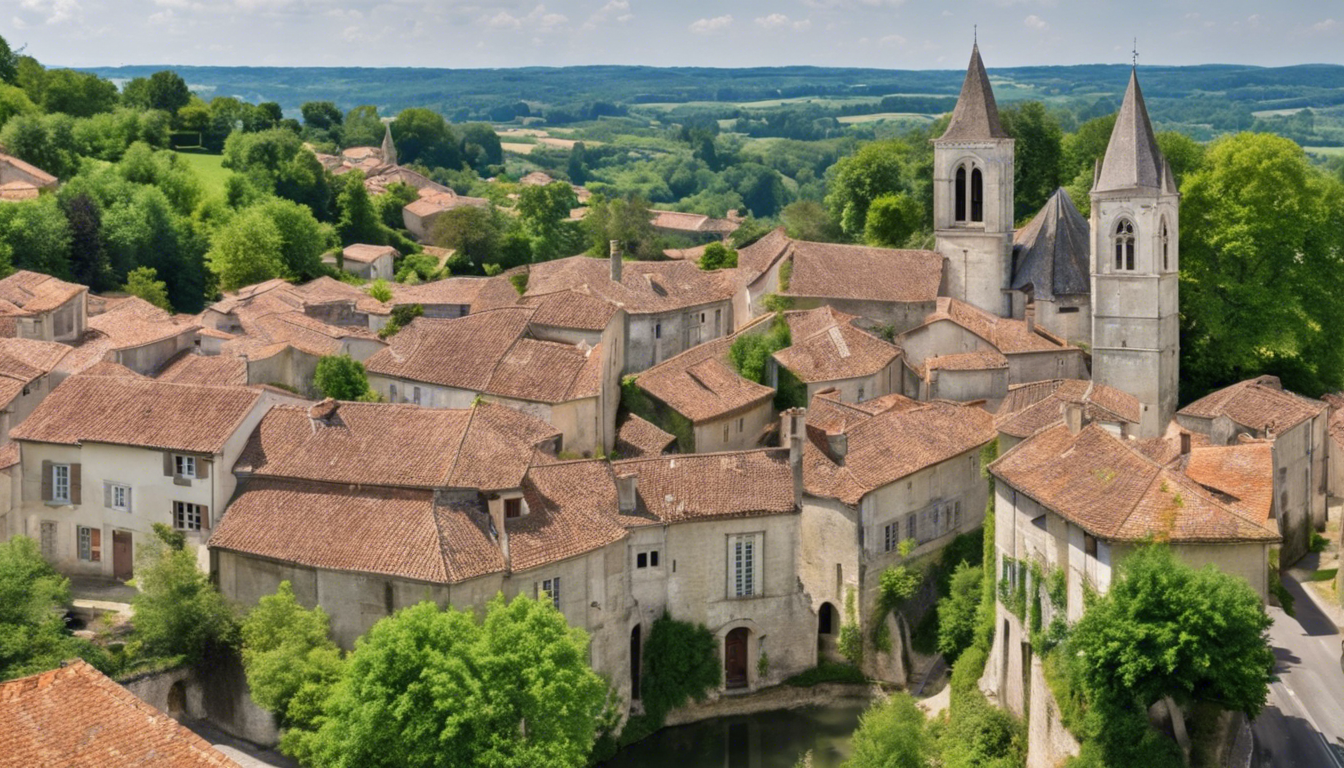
[826,432,848,464]
[1024,302,1036,335]
[616,472,638,515]
[1064,402,1084,434]
[486,494,511,571]
[780,407,806,447]
[609,240,622,283]
[308,398,339,429]
[1179,431,1191,456]
[785,408,806,505]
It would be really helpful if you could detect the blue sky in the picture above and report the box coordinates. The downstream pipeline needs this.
[8,0,1342,70]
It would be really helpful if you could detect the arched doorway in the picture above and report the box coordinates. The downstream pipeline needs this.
[166,680,186,720]
[630,625,641,700]
[725,628,749,689]
[818,602,837,636]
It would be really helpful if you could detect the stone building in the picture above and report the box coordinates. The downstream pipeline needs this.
[771,306,902,405]
[994,379,1140,453]
[1009,188,1092,346]
[0,270,87,344]
[0,337,71,442]
[0,151,59,201]
[329,243,398,281]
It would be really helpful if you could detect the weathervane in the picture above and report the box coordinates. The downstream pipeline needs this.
[1132,38,1138,67]
[974,25,977,45]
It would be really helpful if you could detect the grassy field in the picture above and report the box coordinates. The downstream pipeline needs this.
[837,112,938,124]
[1304,146,1344,157]
[173,150,231,199]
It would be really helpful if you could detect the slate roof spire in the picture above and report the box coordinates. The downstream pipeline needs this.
[381,123,397,166]
[1010,188,1091,300]
[938,42,1009,142]
[1094,67,1166,193]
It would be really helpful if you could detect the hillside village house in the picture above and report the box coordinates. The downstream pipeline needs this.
[364,307,618,455]
[8,376,295,579]
[402,190,492,241]
[985,419,1280,716]
[614,413,676,458]
[328,243,398,281]
[51,297,204,378]
[0,337,71,442]
[0,270,87,344]
[994,379,1140,453]
[771,306,902,405]
[1175,375,1328,565]
[647,209,740,243]
[0,151,59,202]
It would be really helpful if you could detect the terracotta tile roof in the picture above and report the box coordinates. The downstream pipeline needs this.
[648,209,738,234]
[519,290,618,331]
[1183,442,1276,532]
[636,335,774,424]
[1323,393,1344,448]
[615,414,676,458]
[520,171,556,186]
[236,400,558,491]
[1178,376,1325,433]
[404,190,491,217]
[156,351,249,387]
[783,241,943,304]
[613,449,796,523]
[341,244,399,264]
[919,297,1070,354]
[513,460,628,571]
[0,181,39,201]
[0,337,68,403]
[0,151,58,187]
[76,361,146,379]
[663,244,708,262]
[1131,422,1212,466]
[487,255,736,316]
[88,297,199,352]
[210,479,504,584]
[774,308,899,384]
[995,379,1141,438]
[486,338,603,403]
[0,660,240,768]
[805,399,994,506]
[11,376,261,453]
[805,389,921,436]
[0,442,18,469]
[388,277,489,309]
[923,349,1008,374]
[990,424,1280,544]
[0,270,85,314]
[736,227,791,284]
[237,310,378,359]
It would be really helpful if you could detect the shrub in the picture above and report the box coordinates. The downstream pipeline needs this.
[313,354,373,400]
[698,241,738,270]
[639,613,720,725]
[937,561,983,662]
[784,661,867,687]
[129,536,237,665]
[509,271,529,295]
[366,278,392,302]
[837,587,863,665]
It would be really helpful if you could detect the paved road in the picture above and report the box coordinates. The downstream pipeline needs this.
[1253,573,1344,767]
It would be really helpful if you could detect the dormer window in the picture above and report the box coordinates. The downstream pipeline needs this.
[505,497,523,519]
[1113,219,1136,271]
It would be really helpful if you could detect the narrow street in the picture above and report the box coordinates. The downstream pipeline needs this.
[1253,571,1344,767]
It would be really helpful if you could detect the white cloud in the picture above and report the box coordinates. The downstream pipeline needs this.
[1246,13,1262,29]
[485,4,567,31]
[1313,18,1336,33]
[20,0,81,25]
[878,33,905,47]
[754,13,809,31]
[1023,14,1047,31]
[689,14,732,34]
[583,0,632,30]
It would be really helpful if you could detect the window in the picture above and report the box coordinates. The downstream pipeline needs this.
[78,526,100,562]
[21,384,29,396]
[730,534,758,598]
[970,168,984,222]
[52,464,70,503]
[1058,306,1080,314]
[504,498,522,519]
[883,522,899,553]
[1084,533,1098,558]
[650,550,659,567]
[109,483,130,512]
[723,423,730,442]
[953,500,962,529]
[390,384,398,402]
[175,455,196,479]
[857,386,865,402]
[174,501,203,531]
[541,577,561,610]
[700,312,706,324]
[1160,217,1170,271]
[1113,219,1135,271]
[412,387,422,406]
[738,417,744,433]
[932,505,941,533]
[954,166,967,222]
[654,323,662,340]
[637,552,648,568]
[906,512,917,543]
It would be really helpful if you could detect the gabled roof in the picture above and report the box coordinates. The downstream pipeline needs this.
[782,240,944,304]
[615,413,676,458]
[1183,441,1275,531]
[917,297,1072,355]
[805,388,920,435]
[1094,68,1167,194]
[11,376,262,454]
[388,277,488,309]
[773,307,900,384]
[736,227,792,284]
[648,209,738,234]
[990,424,1279,544]
[0,660,240,767]
[937,43,1009,142]
[613,449,796,524]
[1011,188,1091,299]
[1178,375,1324,433]
[0,337,68,405]
[0,270,84,314]
[341,243,398,264]
[995,379,1141,439]
[636,334,774,424]
[0,151,58,187]
[482,254,736,316]
[513,460,629,571]
[156,350,248,387]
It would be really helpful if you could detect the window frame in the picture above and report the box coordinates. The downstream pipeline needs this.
[110,483,130,512]
[504,497,523,519]
[883,522,899,553]
[78,526,93,561]
[954,165,967,222]
[729,533,761,598]
[174,501,203,532]
[970,167,984,223]
[1113,218,1136,272]
[52,464,71,504]
[541,576,561,610]
[175,454,196,479]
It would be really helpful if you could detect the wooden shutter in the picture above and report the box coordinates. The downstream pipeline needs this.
[89,528,101,562]
[197,459,210,480]
[103,482,112,509]
[201,504,210,530]
[125,487,132,513]
[163,451,174,476]
[69,464,81,505]
[41,460,52,501]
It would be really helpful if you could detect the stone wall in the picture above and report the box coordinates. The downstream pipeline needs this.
[121,652,280,748]
[1026,655,1080,768]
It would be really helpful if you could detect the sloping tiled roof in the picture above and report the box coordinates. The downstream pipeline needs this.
[920,297,1071,355]
[88,297,199,352]
[1178,375,1324,433]
[736,227,791,284]
[11,376,261,453]
[519,290,618,331]
[636,335,774,424]
[1011,188,1091,299]
[0,660,240,768]
[1183,441,1276,532]
[613,449,796,523]
[0,151,59,187]
[341,244,398,264]
[0,337,68,405]
[513,460,628,571]
[156,350,249,387]
[937,43,1009,142]
[805,389,920,436]
[990,424,1279,544]
[773,307,900,384]
[235,400,559,491]
[649,210,738,234]
[615,414,676,458]
[922,349,1008,374]
[995,379,1141,439]
[1095,68,1166,194]
[388,277,489,309]
[783,241,943,304]
[486,255,736,316]
[0,270,84,314]
[211,479,505,584]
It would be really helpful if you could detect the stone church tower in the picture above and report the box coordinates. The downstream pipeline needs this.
[1090,68,1180,438]
[934,44,1015,318]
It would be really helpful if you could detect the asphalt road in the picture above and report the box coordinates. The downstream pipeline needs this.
[1252,573,1344,767]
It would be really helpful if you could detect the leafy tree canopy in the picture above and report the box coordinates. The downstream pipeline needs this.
[0,537,81,681]
[313,354,373,401]
[842,692,933,768]
[129,532,238,666]
[123,266,171,310]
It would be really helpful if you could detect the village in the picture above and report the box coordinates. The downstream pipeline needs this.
[2,25,1344,768]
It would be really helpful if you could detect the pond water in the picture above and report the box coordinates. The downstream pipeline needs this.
[602,702,867,768]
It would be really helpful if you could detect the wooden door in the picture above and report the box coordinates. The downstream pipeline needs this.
[724,628,749,689]
[113,531,133,581]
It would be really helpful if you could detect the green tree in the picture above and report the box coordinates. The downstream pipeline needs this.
[123,266,171,310]
[0,83,37,127]
[0,112,80,180]
[257,197,333,281]
[314,354,373,401]
[0,33,18,84]
[207,206,286,291]
[39,69,119,117]
[129,532,237,665]
[825,139,910,240]
[583,194,657,259]
[843,692,932,768]
[296,596,606,768]
[144,70,191,113]
[782,200,841,242]
[863,192,922,248]
[0,195,72,277]
[636,612,721,725]
[727,319,791,383]
[335,171,387,247]
[342,105,383,147]
[429,205,500,265]
[0,536,81,681]
[1001,101,1063,221]
[390,108,461,169]
[698,241,738,271]
[240,581,344,734]
[1180,132,1344,399]
[936,560,982,662]
[59,192,111,290]
[301,101,343,131]
[459,123,503,172]
[375,182,420,230]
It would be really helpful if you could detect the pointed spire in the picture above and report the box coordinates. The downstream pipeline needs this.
[1094,68,1165,193]
[938,43,1009,142]
[381,123,398,167]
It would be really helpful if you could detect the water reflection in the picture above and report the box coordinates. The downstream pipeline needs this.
[602,702,867,768]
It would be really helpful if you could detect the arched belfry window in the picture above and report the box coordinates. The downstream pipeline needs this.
[970,168,984,222]
[1160,217,1170,272]
[954,166,967,222]
[1114,219,1136,271]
